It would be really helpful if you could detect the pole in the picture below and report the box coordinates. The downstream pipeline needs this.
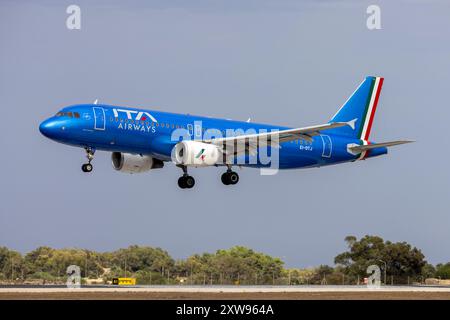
[379,260,387,285]
[124,256,127,278]
[10,253,14,281]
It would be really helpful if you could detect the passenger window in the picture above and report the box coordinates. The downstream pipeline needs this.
[156,122,159,127]
[74,112,80,118]
[67,112,73,118]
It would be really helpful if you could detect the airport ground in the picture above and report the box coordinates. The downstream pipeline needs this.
[1,286,450,300]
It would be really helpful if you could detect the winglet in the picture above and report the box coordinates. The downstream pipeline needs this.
[93,99,98,105]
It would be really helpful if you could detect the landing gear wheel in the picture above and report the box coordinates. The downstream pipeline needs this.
[221,171,239,185]
[221,173,230,185]
[82,163,93,173]
[184,176,195,188]
[177,165,195,189]
[228,171,239,185]
[178,175,195,189]
[178,176,187,189]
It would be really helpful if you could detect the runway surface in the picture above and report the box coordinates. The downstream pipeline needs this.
[1,285,450,299]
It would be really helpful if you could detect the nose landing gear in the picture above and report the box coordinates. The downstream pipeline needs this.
[81,147,95,173]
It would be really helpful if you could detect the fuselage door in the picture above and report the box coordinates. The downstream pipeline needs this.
[93,107,106,131]
[320,134,332,158]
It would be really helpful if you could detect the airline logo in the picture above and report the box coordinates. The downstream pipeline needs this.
[113,108,158,123]
[196,149,206,161]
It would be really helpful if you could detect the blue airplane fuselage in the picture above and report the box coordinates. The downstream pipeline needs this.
[39,103,387,169]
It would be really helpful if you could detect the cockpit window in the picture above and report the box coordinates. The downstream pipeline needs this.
[55,111,80,119]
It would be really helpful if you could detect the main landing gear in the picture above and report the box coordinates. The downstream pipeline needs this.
[81,147,95,173]
[176,165,239,189]
[221,166,239,185]
[177,165,195,189]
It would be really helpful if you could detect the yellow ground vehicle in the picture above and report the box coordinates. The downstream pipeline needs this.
[112,278,136,285]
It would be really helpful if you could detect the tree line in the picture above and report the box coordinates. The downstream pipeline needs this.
[0,235,448,285]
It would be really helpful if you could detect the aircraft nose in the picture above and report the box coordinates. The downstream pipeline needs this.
[39,118,59,138]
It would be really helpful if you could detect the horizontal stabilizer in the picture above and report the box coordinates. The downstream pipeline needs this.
[349,140,414,153]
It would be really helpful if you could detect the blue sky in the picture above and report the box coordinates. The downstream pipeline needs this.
[1,0,449,267]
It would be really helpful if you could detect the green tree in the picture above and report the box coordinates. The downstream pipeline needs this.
[107,245,174,276]
[435,263,450,279]
[421,263,436,279]
[335,235,427,284]
[177,246,285,285]
[0,247,23,280]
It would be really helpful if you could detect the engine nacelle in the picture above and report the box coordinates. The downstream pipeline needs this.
[173,141,220,167]
[111,152,164,174]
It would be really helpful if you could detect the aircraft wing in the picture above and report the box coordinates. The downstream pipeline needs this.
[204,121,351,157]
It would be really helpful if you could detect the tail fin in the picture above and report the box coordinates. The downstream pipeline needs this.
[328,76,384,140]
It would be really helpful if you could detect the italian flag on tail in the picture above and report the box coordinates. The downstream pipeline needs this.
[358,77,383,160]
[358,76,384,141]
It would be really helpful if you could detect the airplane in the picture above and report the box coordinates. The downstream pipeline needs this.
[39,76,412,189]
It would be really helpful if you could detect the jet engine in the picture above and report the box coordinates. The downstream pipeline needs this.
[111,152,164,173]
[173,141,221,166]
